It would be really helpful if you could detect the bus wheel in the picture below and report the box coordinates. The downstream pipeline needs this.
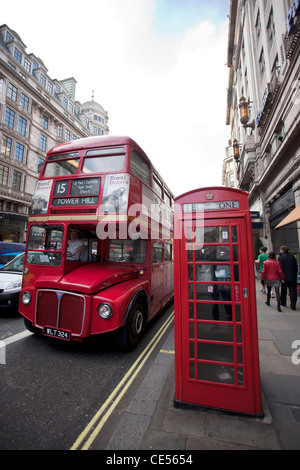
[118,300,144,351]
[24,318,41,335]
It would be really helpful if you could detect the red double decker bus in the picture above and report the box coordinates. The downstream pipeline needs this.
[19,136,174,349]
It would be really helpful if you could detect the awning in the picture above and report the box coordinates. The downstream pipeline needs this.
[275,205,300,228]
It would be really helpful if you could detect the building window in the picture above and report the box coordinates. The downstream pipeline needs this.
[65,129,70,141]
[14,48,22,64]
[40,134,47,152]
[5,107,15,128]
[12,170,22,190]
[0,77,4,93]
[255,9,261,38]
[1,136,12,157]
[7,82,18,101]
[32,60,38,71]
[5,31,13,42]
[259,48,265,75]
[18,116,27,136]
[63,97,68,109]
[15,142,24,162]
[267,8,275,42]
[20,93,29,111]
[24,57,31,73]
[93,127,103,136]
[40,74,46,87]
[58,125,63,138]
[47,82,53,94]
[0,164,9,185]
[42,115,48,129]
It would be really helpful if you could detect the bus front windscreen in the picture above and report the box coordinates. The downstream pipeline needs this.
[27,224,63,266]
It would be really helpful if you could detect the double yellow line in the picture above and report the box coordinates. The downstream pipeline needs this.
[70,310,174,450]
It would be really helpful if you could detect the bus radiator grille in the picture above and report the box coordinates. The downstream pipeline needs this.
[36,290,85,336]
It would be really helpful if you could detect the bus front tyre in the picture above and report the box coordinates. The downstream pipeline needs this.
[118,301,145,351]
[24,318,41,335]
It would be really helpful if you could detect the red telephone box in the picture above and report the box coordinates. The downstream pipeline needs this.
[174,187,262,416]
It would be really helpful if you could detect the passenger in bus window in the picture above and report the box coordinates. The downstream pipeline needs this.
[67,228,84,261]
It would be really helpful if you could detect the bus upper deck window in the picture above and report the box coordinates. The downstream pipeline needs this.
[130,151,150,185]
[83,148,125,174]
[44,159,80,178]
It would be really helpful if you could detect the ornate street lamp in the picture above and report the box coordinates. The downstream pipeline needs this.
[239,96,255,130]
[233,139,240,160]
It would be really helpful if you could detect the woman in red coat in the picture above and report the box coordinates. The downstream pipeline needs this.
[261,251,286,311]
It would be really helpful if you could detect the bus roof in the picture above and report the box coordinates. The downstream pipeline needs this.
[49,135,143,157]
[47,135,174,198]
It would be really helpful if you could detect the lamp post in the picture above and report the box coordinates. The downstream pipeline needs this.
[239,96,255,130]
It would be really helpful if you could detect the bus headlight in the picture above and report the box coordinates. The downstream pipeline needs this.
[21,291,32,306]
[98,303,112,319]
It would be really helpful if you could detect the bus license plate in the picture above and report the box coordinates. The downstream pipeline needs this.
[43,326,71,341]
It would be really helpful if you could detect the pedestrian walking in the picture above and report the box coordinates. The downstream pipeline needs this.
[279,245,298,311]
[261,251,286,312]
[256,247,268,293]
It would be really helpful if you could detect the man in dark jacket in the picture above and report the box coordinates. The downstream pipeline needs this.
[279,246,298,310]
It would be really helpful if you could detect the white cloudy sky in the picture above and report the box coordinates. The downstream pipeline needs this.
[1,0,230,197]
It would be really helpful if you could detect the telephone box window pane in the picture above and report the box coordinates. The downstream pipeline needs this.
[203,226,229,243]
[194,265,231,282]
[189,342,195,358]
[188,265,193,280]
[190,362,195,379]
[195,245,231,262]
[235,305,241,322]
[233,245,239,261]
[187,227,193,242]
[196,284,232,301]
[236,325,242,343]
[187,227,204,243]
[234,265,239,282]
[232,226,238,242]
[196,323,233,342]
[238,368,244,386]
[196,303,233,322]
[197,363,235,385]
[196,265,213,281]
[187,246,193,262]
[189,284,194,300]
[237,346,243,364]
[189,322,194,339]
[197,343,234,363]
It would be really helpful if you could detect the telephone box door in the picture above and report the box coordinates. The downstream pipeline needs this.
[174,189,262,416]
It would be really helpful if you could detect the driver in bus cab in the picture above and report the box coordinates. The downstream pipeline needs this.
[67,228,84,261]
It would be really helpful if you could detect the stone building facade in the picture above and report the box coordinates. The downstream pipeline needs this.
[225,0,300,261]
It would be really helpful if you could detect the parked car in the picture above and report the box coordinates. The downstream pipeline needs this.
[0,242,25,256]
[0,253,24,311]
[0,251,24,268]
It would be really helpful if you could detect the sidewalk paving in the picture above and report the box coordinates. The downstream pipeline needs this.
[104,279,300,450]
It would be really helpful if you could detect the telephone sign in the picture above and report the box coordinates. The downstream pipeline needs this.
[174,187,262,416]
